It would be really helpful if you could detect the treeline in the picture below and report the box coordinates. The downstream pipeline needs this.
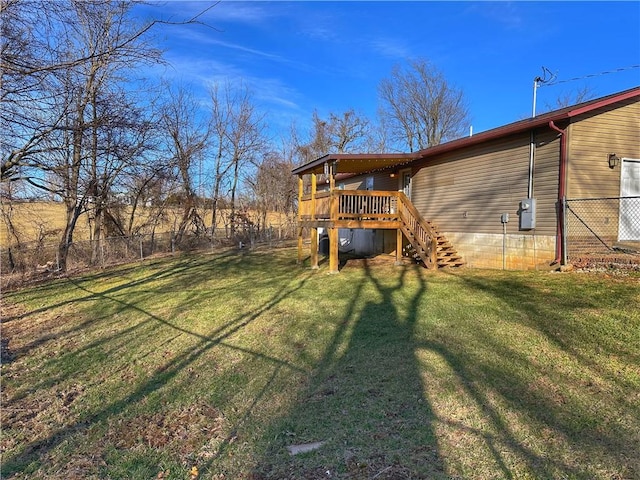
[1,1,470,271]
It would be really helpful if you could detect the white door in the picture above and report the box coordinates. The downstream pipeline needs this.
[400,170,412,200]
[619,159,640,241]
[365,176,374,191]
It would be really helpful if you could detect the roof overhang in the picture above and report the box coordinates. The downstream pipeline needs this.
[291,153,419,176]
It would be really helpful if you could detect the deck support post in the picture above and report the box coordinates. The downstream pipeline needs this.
[311,228,319,269]
[309,173,318,268]
[328,163,339,273]
[329,226,338,273]
[297,176,304,264]
[297,227,304,264]
[396,228,403,265]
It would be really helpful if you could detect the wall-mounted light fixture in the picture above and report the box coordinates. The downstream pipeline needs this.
[390,172,396,178]
[608,153,620,169]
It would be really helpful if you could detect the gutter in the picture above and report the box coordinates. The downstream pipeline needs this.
[548,120,567,265]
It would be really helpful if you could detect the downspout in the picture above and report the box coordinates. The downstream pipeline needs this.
[528,131,535,198]
[548,120,567,265]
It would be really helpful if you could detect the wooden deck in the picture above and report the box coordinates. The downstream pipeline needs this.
[297,189,463,272]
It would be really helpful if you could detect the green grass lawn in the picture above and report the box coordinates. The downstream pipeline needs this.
[1,248,639,479]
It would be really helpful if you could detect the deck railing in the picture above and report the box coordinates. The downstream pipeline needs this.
[300,190,400,221]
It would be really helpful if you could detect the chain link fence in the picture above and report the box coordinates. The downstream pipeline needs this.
[1,222,298,288]
[565,196,640,261]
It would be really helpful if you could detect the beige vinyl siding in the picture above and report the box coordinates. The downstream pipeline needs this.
[374,172,398,191]
[339,177,364,190]
[567,98,640,199]
[411,134,531,235]
[339,172,396,191]
[532,129,561,235]
[565,98,639,244]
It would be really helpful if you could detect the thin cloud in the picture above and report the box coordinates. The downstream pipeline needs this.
[465,2,524,30]
[369,38,412,60]
[162,55,303,113]
[145,1,273,27]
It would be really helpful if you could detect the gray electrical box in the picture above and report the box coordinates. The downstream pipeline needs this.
[519,198,536,230]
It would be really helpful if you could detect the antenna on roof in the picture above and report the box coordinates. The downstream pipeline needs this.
[532,66,556,117]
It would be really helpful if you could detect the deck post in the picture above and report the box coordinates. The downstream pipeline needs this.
[310,173,318,268]
[396,195,403,265]
[311,228,318,269]
[329,224,338,273]
[328,162,339,273]
[297,175,304,264]
[396,228,403,265]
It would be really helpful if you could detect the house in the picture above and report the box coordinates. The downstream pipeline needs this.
[293,87,640,271]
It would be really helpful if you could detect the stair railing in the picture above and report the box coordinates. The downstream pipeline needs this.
[397,192,438,269]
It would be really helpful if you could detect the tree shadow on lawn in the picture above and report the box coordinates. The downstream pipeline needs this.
[251,261,448,479]
[1,250,312,476]
[430,271,640,478]
[4,252,637,478]
[250,265,633,479]
[1,251,239,324]
[2,250,286,362]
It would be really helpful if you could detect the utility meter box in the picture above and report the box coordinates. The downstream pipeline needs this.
[519,198,536,230]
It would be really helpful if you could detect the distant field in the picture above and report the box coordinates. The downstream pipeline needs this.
[1,248,639,479]
[0,202,291,247]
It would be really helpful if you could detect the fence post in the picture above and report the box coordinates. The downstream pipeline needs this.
[140,238,144,260]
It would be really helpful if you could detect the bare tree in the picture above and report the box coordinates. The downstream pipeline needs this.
[248,148,298,230]
[328,109,371,153]
[544,85,597,111]
[1,1,166,270]
[0,0,72,182]
[1,0,215,181]
[208,82,267,238]
[161,86,209,245]
[293,109,373,167]
[118,158,176,237]
[378,58,470,152]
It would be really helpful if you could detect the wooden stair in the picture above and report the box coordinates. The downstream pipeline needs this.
[402,226,464,268]
[429,221,464,268]
[398,193,463,269]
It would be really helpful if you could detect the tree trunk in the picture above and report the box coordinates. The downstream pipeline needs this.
[58,201,83,272]
[230,157,239,238]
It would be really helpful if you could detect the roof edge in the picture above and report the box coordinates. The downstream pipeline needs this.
[292,86,640,175]
[413,85,639,161]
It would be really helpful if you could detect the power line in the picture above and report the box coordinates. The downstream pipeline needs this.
[540,65,640,87]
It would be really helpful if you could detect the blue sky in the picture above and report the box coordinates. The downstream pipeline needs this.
[137,1,640,140]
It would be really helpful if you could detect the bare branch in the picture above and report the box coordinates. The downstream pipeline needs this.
[378,58,470,152]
